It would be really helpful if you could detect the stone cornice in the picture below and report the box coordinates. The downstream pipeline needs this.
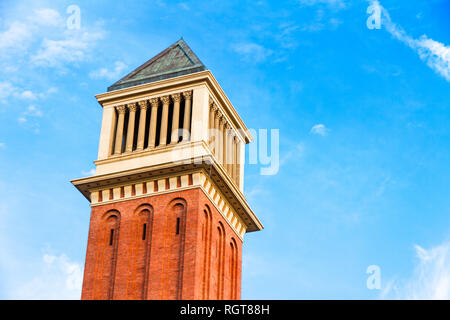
[71,154,263,232]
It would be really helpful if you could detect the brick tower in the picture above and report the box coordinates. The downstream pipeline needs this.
[72,39,263,300]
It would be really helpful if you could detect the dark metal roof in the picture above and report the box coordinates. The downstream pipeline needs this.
[107,38,206,92]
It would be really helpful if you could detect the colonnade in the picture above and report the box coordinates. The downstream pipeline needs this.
[110,91,192,155]
[208,98,241,186]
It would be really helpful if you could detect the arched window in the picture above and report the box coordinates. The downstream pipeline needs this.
[160,198,187,299]
[201,206,212,299]
[216,222,226,299]
[92,210,120,300]
[126,204,153,299]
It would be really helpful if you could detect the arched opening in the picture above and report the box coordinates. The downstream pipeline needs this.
[92,210,120,300]
[201,205,212,299]
[126,204,153,299]
[161,198,187,299]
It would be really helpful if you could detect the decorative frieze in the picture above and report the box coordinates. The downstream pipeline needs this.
[89,170,247,239]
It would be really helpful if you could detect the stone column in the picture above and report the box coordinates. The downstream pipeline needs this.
[148,97,159,149]
[232,136,237,182]
[223,122,229,168]
[218,115,225,164]
[125,102,137,153]
[159,95,170,147]
[114,105,126,154]
[136,100,148,151]
[213,108,220,157]
[170,93,181,144]
[226,126,234,176]
[182,91,192,141]
[235,138,241,187]
[208,99,215,145]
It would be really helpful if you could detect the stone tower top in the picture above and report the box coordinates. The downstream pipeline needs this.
[72,39,262,233]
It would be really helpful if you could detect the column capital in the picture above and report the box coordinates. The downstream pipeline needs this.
[219,115,226,125]
[209,99,216,111]
[138,100,148,110]
[182,90,192,100]
[127,102,137,112]
[160,95,171,105]
[172,93,181,103]
[117,105,126,114]
[149,97,159,107]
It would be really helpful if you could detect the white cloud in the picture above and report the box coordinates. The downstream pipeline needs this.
[89,61,128,80]
[31,31,104,68]
[310,124,329,136]
[381,241,450,299]
[18,105,43,127]
[24,105,42,117]
[0,7,104,70]
[0,9,62,51]
[18,90,36,100]
[0,81,15,100]
[10,253,83,300]
[0,142,5,148]
[233,43,273,62]
[0,82,43,102]
[32,8,63,26]
[0,22,32,50]
[371,1,450,81]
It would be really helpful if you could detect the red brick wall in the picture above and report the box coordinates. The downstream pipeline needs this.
[81,187,242,300]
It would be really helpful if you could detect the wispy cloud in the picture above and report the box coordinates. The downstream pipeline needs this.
[89,61,128,80]
[31,31,104,68]
[371,1,450,81]
[298,6,344,32]
[0,81,16,100]
[381,241,450,299]
[298,0,347,9]
[0,81,56,103]
[0,22,32,50]
[232,42,273,63]
[310,124,329,136]
[18,105,43,133]
[0,7,104,70]
[10,253,83,300]
[0,8,62,51]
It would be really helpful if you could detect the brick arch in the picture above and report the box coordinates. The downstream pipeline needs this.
[229,237,238,299]
[201,204,213,299]
[160,197,187,299]
[215,221,226,299]
[126,204,154,299]
[92,209,121,300]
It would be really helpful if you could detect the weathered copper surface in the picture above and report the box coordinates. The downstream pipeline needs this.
[108,38,206,92]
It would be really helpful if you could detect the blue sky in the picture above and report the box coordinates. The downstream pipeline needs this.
[0,0,449,299]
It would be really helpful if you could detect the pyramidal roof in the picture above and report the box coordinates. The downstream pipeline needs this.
[108,38,206,92]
